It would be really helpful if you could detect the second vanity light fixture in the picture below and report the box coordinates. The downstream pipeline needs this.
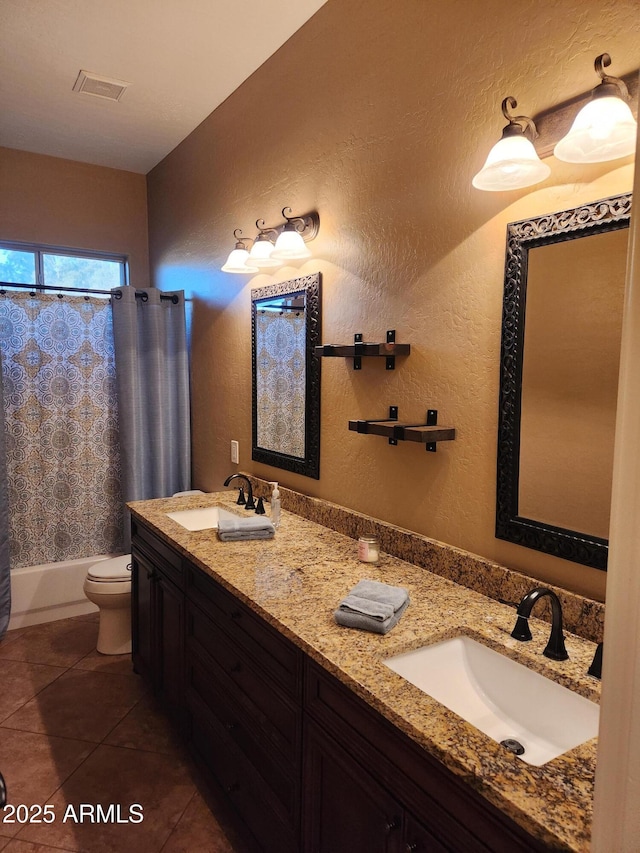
[472,97,550,191]
[554,53,637,163]
[222,208,320,274]
[473,52,637,192]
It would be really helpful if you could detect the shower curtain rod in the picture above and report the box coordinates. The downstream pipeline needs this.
[0,282,180,303]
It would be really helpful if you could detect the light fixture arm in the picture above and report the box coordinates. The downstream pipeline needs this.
[280,208,320,242]
[593,52,629,101]
[501,96,538,142]
[255,219,279,241]
[232,228,252,249]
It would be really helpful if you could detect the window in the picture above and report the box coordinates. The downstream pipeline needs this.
[0,242,128,294]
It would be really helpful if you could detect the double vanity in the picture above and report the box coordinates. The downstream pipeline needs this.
[129,489,601,853]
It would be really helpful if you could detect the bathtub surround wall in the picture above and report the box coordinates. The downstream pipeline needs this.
[7,553,112,629]
[147,0,638,602]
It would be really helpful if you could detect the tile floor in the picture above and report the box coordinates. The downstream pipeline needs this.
[0,613,247,853]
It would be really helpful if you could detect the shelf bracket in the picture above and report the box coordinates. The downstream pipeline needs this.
[387,405,399,444]
[386,329,396,370]
[353,333,363,370]
[426,409,438,452]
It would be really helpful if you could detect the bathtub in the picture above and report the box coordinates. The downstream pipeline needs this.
[8,554,121,630]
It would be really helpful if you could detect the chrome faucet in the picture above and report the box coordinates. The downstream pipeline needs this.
[223,474,256,510]
[511,587,569,661]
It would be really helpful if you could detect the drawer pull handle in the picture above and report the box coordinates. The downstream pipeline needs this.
[225,721,238,732]
[225,782,240,794]
[385,817,400,833]
[406,843,419,852]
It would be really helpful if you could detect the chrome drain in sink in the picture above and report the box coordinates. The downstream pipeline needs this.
[500,738,525,756]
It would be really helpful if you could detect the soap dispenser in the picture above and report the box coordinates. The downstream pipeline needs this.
[269,482,281,528]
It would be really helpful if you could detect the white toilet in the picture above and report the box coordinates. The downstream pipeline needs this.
[83,555,133,655]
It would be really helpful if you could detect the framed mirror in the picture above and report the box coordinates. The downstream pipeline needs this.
[251,272,321,479]
[496,193,632,570]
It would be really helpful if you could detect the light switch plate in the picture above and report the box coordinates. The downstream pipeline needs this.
[230,440,239,464]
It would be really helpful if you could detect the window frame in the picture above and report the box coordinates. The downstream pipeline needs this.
[0,240,129,290]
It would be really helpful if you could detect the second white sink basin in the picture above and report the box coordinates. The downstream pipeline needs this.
[385,635,599,766]
[166,505,236,531]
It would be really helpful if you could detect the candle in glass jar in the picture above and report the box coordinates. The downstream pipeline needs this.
[358,536,380,563]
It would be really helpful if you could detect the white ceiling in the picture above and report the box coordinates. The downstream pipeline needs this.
[0,0,327,174]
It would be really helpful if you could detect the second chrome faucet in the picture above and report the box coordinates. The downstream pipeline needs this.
[511,587,569,661]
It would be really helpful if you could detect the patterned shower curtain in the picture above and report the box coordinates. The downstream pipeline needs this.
[0,292,123,569]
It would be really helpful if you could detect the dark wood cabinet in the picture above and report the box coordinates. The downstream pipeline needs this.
[303,661,550,853]
[131,518,552,853]
[304,719,403,853]
[131,520,184,728]
[183,562,303,853]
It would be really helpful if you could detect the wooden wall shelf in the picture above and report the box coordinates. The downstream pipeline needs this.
[348,407,455,452]
[315,330,410,370]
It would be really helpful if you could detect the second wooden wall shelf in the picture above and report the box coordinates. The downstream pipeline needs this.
[315,330,410,369]
[348,407,456,452]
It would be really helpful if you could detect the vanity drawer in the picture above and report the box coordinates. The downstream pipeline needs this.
[186,564,300,694]
[187,698,298,853]
[186,601,300,761]
[186,652,300,824]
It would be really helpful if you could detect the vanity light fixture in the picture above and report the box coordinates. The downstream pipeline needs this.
[221,230,259,274]
[247,220,281,269]
[472,97,551,191]
[271,208,317,260]
[554,53,637,164]
[221,209,320,273]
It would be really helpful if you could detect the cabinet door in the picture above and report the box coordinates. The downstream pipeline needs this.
[131,548,156,686]
[155,571,184,726]
[403,814,451,853]
[304,720,402,853]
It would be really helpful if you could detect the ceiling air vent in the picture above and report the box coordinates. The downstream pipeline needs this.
[72,70,130,102]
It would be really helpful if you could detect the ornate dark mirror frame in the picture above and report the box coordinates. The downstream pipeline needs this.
[251,272,321,479]
[496,192,632,571]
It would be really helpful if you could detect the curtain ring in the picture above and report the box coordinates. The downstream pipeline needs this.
[113,290,123,300]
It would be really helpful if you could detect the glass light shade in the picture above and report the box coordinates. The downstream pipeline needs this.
[271,227,311,260]
[472,134,551,191]
[553,96,637,163]
[247,237,281,268]
[221,248,258,274]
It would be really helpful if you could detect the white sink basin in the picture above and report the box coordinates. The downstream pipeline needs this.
[384,635,599,766]
[166,506,236,531]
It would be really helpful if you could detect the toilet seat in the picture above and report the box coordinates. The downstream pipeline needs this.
[87,555,132,583]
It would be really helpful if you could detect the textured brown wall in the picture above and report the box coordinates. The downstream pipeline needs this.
[0,147,149,287]
[147,0,639,600]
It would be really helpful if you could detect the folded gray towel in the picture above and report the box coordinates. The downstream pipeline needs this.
[346,579,408,612]
[339,593,394,621]
[217,516,275,542]
[334,579,410,634]
[334,598,409,635]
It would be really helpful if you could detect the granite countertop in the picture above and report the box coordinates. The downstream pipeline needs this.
[129,491,600,852]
